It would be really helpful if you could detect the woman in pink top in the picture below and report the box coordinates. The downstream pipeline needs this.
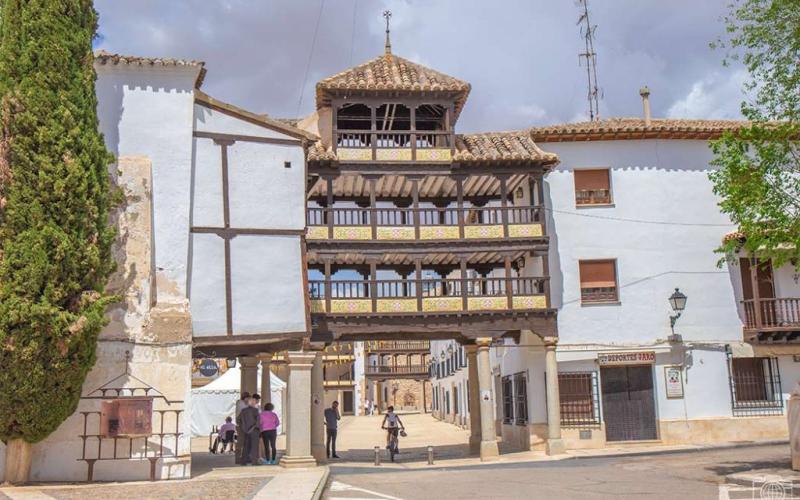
[260,403,280,464]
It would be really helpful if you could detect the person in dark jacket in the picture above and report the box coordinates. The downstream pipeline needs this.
[324,401,341,458]
[237,397,261,465]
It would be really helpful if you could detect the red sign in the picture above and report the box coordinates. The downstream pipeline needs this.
[597,351,656,366]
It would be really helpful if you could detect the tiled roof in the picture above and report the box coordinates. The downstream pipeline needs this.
[454,132,558,164]
[316,53,471,117]
[94,50,207,88]
[306,131,558,165]
[529,117,748,142]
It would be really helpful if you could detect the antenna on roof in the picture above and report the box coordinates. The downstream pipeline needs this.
[577,0,601,121]
[383,10,392,55]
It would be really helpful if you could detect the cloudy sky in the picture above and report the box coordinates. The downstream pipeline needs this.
[94,0,747,133]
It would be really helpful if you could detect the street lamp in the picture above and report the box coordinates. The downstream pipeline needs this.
[668,288,687,337]
[440,350,445,360]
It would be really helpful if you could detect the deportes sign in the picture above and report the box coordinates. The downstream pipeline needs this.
[597,351,655,366]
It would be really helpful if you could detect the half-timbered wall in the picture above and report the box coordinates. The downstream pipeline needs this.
[189,104,307,337]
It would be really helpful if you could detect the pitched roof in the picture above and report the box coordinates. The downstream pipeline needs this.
[94,50,207,88]
[529,117,748,142]
[307,131,558,166]
[316,53,471,117]
[194,90,319,142]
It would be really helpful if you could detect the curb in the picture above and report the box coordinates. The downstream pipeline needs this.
[311,466,331,500]
[566,439,788,462]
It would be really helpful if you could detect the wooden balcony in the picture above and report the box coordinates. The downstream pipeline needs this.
[365,364,429,379]
[369,340,430,353]
[335,130,453,163]
[306,205,544,243]
[743,298,800,334]
[308,276,547,315]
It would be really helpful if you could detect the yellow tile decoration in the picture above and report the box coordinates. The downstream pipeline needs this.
[306,226,329,240]
[508,224,543,238]
[376,298,418,313]
[376,148,413,161]
[330,299,372,314]
[333,226,372,240]
[422,297,463,312]
[310,299,326,313]
[416,148,452,162]
[464,225,504,239]
[468,296,508,311]
[420,226,460,240]
[512,295,547,310]
[377,227,415,240]
[337,148,373,161]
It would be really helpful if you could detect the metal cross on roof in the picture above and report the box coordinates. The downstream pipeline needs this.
[383,10,392,55]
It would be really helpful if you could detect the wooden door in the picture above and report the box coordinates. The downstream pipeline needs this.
[740,258,775,300]
[342,390,354,414]
[601,366,657,441]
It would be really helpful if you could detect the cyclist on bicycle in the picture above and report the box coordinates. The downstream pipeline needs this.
[381,405,405,453]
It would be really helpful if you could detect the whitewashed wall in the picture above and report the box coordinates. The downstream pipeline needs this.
[190,104,307,336]
[543,139,740,345]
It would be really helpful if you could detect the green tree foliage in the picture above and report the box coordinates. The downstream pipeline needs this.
[0,0,115,443]
[710,0,800,266]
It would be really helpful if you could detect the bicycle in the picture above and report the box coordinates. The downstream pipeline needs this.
[383,426,404,462]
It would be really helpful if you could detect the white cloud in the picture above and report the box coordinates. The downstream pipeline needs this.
[667,70,748,119]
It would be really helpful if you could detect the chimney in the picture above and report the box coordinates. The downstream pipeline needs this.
[639,86,651,126]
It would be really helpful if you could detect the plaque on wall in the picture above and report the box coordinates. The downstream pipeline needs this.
[100,397,153,437]
[664,366,684,399]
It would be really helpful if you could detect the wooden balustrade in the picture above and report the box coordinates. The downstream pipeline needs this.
[365,364,429,376]
[308,276,548,314]
[742,298,800,330]
[368,340,430,352]
[334,129,453,161]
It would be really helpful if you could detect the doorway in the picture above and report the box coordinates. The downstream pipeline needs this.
[601,365,657,441]
[342,390,354,414]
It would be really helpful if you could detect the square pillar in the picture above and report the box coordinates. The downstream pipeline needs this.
[476,339,499,461]
[280,351,317,468]
[545,340,566,455]
[260,355,272,405]
[311,349,327,464]
[466,345,481,455]
[237,356,259,464]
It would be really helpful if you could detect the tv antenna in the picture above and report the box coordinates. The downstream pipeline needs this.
[577,0,601,121]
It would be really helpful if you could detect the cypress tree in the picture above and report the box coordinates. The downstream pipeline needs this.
[0,0,115,483]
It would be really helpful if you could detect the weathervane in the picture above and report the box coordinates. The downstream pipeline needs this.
[383,10,392,55]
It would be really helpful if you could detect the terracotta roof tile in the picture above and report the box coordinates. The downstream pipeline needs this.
[94,50,207,88]
[454,132,558,164]
[306,141,337,162]
[316,53,471,117]
[529,117,748,142]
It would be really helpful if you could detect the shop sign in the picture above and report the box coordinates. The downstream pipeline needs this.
[597,351,655,366]
[664,366,684,399]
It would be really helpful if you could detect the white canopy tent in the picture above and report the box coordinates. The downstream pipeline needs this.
[191,365,286,437]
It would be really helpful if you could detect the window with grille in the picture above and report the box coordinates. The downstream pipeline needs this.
[501,376,514,424]
[574,169,612,206]
[729,356,783,416]
[579,260,619,303]
[558,372,600,426]
[513,372,528,425]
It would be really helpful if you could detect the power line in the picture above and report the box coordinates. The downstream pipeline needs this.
[544,206,735,227]
[296,0,326,119]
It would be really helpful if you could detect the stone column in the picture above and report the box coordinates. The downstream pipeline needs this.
[544,339,565,455]
[240,356,259,398]
[476,338,499,461]
[310,349,327,464]
[260,355,272,405]
[466,345,481,455]
[280,351,317,468]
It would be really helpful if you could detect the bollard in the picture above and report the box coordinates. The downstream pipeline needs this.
[374,446,381,466]
[427,445,434,465]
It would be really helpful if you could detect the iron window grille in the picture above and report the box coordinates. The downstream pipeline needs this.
[501,376,514,424]
[728,353,783,417]
[558,371,601,427]
[514,372,529,426]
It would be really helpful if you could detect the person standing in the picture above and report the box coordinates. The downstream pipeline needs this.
[259,402,280,465]
[324,401,341,459]
[234,392,251,464]
[237,396,261,465]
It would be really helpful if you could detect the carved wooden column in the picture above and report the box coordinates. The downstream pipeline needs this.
[326,176,335,239]
[750,256,763,329]
[368,176,378,239]
[410,177,421,240]
[415,258,423,312]
[498,174,510,237]
[459,257,469,311]
[504,254,514,309]
[456,175,466,238]
[323,258,332,313]
[369,259,378,313]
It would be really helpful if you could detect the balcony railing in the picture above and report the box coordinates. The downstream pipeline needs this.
[369,341,430,352]
[575,189,612,206]
[335,129,453,162]
[365,364,429,377]
[742,298,800,330]
[308,276,548,315]
[306,205,544,242]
